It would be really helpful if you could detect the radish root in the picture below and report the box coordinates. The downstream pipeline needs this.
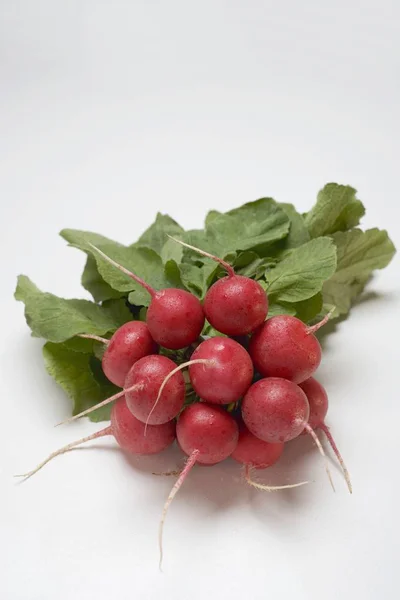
[320,422,352,494]
[306,307,335,335]
[144,359,213,435]
[304,422,335,492]
[56,383,143,426]
[168,235,236,278]
[78,334,110,345]
[244,464,309,491]
[159,449,200,570]
[88,242,155,297]
[15,427,112,480]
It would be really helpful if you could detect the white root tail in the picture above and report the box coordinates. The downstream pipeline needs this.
[14,427,112,480]
[320,422,352,494]
[78,334,110,345]
[306,307,336,335]
[158,449,199,570]
[244,464,309,491]
[88,242,155,297]
[167,235,236,277]
[55,383,143,427]
[304,423,335,492]
[144,359,213,435]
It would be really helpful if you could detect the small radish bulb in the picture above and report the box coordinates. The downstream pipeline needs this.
[168,236,268,335]
[56,355,185,426]
[16,399,175,480]
[249,311,333,384]
[89,243,205,349]
[81,321,158,387]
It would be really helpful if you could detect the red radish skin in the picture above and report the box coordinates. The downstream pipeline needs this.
[159,403,239,567]
[299,377,352,493]
[231,426,284,468]
[299,377,328,431]
[242,377,310,443]
[56,355,184,426]
[189,337,254,404]
[249,315,325,383]
[177,403,239,464]
[88,243,205,349]
[124,355,185,425]
[100,322,158,387]
[16,399,176,479]
[169,236,268,335]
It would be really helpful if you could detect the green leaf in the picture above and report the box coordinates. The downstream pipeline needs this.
[81,254,123,303]
[279,203,310,248]
[134,213,184,254]
[15,276,126,343]
[330,199,365,233]
[265,237,337,302]
[61,229,171,306]
[160,238,184,264]
[267,303,296,318]
[293,293,323,323]
[43,342,118,422]
[206,198,290,254]
[323,228,396,315]
[305,184,361,238]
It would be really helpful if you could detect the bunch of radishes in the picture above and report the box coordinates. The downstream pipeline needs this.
[19,238,351,565]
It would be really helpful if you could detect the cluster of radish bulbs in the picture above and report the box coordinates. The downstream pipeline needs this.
[19,238,351,566]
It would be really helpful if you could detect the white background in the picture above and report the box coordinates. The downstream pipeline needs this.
[1,2,400,599]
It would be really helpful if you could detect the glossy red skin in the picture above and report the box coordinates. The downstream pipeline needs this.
[249,315,321,383]
[189,337,254,404]
[146,289,205,350]
[177,403,239,465]
[231,425,284,468]
[204,275,268,336]
[124,355,185,424]
[102,321,158,387]
[299,377,329,431]
[242,377,310,443]
[111,398,176,454]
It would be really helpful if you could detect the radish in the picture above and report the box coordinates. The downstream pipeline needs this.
[89,244,205,349]
[81,321,158,387]
[159,403,238,567]
[16,399,176,479]
[147,337,254,426]
[168,237,268,335]
[249,311,333,384]
[299,377,352,493]
[242,377,334,489]
[57,355,185,426]
[124,355,185,425]
[232,425,309,491]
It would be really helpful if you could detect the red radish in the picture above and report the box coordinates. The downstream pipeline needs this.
[159,403,238,567]
[242,377,310,443]
[89,243,205,349]
[169,237,268,335]
[16,399,175,479]
[188,337,254,404]
[124,355,185,425]
[57,355,185,427]
[231,425,284,468]
[249,312,333,384]
[242,377,334,490]
[299,377,352,493]
[81,321,158,387]
[232,425,309,491]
